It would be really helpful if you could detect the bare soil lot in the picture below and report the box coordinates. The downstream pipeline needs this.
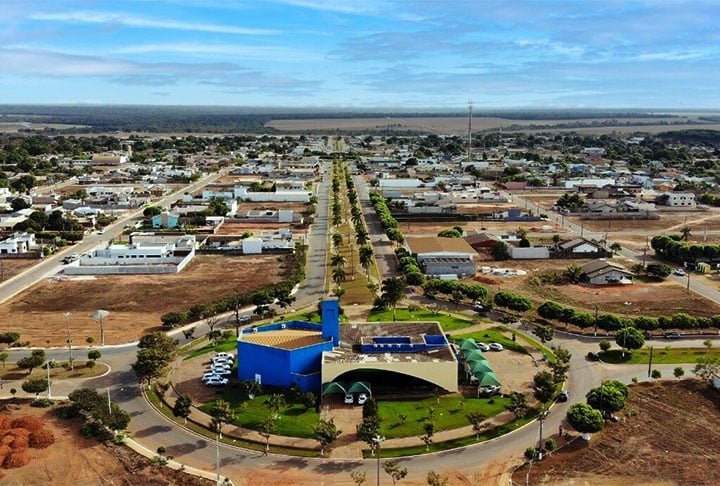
[0,401,212,486]
[512,379,720,485]
[0,254,286,347]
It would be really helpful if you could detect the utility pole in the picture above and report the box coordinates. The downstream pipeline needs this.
[216,435,221,486]
[373,435,385,486]
[64,312,73,370]
[537,410,550,460]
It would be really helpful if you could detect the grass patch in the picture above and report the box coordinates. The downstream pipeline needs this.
[0,361,108,381]
[601,347,720,364]
[378,394,510,438]
[184,336,238,361]
[201,385,320,438]
[367,308,476,331]
[146,388,319,456]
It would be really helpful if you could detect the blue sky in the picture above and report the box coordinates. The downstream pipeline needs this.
[1,0,718,109]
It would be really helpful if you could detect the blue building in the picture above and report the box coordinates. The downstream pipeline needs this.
[237,299,458,396]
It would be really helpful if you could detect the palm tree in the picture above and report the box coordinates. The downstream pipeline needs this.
[565,263,583,282]
[332,233,343,249]
[552,234,561,251]
[609,242,622,255]
[356,229,369,245]
[331,253,347,268]
[332,267,347,284]
[359,244,374,278]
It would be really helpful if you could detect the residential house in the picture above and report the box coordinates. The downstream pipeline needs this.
[152,212,181,229]
[580,259,633,285]
[404,236,477,278]
[655,192,696,208]
[0,232,37,254]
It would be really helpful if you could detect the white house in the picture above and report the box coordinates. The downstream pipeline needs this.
[234,184,311,203]
[0,232,37,254]
[404,237,477,277]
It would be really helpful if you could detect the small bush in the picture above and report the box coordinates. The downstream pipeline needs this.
[81,420,112,441]
[524,447,537,460]
[30,398,54,408]
[673,366,685,378]
[55,405,80,420]
[86,359,96,369]
[651,369,662,379]
[544,438,557,451]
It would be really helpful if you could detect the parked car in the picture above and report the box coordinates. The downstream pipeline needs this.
[215,352,235,361]
[664,332,681,339]
[476,342,490,351]
[344,393,354,404]
[558,390,569,402]
[202,372,222,382]
[479,385,501,396]
[587,351,601,361]
[674,268,686,276]
[474,301,485,312]
[205,377,229,387]
[209,368,232,376]
[212,357,234,366]
[357,393,368,405]
[489,343,504,351]
[210,362,232,370]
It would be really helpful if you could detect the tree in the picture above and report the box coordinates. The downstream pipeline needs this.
[549,346,572,384]
[615,327,645,354]
[694,356,720,380]
[138,331,177,356]
[609,242,622,254]
[533,324,554,344]
[586,381,629,413]
[646,262,672,279]
[533,371,556,402]
[490,241,510,260]
[359,244,374,278]
[566,403,604,433]
[703,339,713,353]
[314,418,341,455]
[17,350,45,374]
[132,348,171,387]
[506,392,528,417]
[599,339,611,352]
[421,421,434,450]
[173,394,193,424]
[22,377,49,398]
[0,332,20,347]
[350,470,367,485]
[206,198,230,216]
[263,393,287,419]
[0,352,8,368]
[381,277,405,321]
[565,264,582,282]
[674,366,685,378]
[631,263,646,276]
[466,411,486,440]
[426,470,449,486]
[332,267,347,284]
[87,349,102,361]
[259,415,276,452]
[332,233,343,249]
[143,205,163,217]
[331,253,347,268]
[242,379,262,399]
[384,460,408,485]
[209,399,234,438]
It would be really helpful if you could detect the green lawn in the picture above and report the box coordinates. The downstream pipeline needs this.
[184,335,238,360]
[601,347,720,364]
[367,308,476,331]
[200,385,319,438]
[378,394,510,438]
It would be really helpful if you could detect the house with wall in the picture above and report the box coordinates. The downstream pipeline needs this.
[554,238,609,258]
[405,236,477,278]
[580,259,633,285]
[151,212,181,229]
[234,184,311,203]
[655,192,697,208]
[65,234,196,275]
[0,232,37,254]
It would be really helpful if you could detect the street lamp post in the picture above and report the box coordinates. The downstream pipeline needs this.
[372,435,385,486]
[64,312,73,371]
[537,410,550,460]
[90,309,109,347]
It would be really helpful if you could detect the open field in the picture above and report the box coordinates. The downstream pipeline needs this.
[0,254,286,347]
[512,379,720,485]
[265,116,720,135]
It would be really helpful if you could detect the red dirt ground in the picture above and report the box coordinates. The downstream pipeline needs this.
[512,379,720,485]
[0,254,286,347]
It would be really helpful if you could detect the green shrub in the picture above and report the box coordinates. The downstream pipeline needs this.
[651,369,662,379]
[544,438,557,451]
[524,447,537,460]
[30,398,54,408]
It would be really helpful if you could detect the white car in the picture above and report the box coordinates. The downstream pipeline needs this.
[357,393,368,405]
[205,377,229,387]
[215,352,234,360]
[476,342,490,352]
[209,367,232,376]
[479,385,501,396]
[674,268,686,276]
[344,393,354,404]
[212,357,234,366]
[202,372,222,382]
[489,343,504,351]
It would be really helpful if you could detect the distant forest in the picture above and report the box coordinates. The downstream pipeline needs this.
[0,104,698,135]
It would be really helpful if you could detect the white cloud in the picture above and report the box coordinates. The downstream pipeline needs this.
[32,11,278,36]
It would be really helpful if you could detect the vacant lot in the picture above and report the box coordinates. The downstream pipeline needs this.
[512,379,720,485]
[0,254,286,347]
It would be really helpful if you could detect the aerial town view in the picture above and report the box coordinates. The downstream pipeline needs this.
[1,1,720,485]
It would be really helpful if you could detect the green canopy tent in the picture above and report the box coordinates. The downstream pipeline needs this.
[321,382,349,396]
[462,349,486,361]
[473,371,501,387]
[468,360,494,374]
[458,339,478,351]
[347,381,372,395]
